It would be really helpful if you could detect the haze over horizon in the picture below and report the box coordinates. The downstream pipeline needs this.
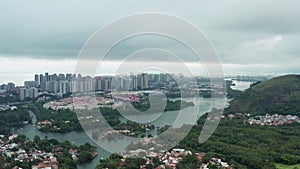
[1,0,300,85]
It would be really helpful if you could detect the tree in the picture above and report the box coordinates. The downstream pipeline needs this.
[97,156,121,169]
[122,158,146,169]
[33,135,41,145]
[78,151,93,163]
[177,154,200,169]
[15,135,27,143]
[207,164,219,169]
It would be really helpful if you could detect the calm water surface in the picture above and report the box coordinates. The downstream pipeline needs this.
[15,97,226,169]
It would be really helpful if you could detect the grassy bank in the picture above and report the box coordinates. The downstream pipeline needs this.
[275,163,300,169]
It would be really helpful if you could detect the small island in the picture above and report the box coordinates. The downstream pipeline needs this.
[28,102,83,133]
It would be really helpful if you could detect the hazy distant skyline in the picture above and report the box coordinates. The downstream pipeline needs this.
[1,0,300,85]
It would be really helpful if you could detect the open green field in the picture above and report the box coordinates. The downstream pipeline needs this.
[275,163,300,169]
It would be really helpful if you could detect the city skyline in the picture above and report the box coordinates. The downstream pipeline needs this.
[1,71,269,87]
[1,72,176,100]
[1,0,300,85]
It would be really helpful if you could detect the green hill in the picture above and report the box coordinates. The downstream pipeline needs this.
[226,75,300,116]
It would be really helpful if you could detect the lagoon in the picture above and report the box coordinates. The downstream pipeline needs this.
[14,97,226,169]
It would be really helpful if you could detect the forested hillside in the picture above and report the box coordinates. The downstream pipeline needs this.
[226,75,300,116]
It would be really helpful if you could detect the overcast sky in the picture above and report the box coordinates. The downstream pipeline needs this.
[1,0,300,84]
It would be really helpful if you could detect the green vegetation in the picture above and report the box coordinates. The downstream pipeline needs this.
[83,98,192,139]
[0,95,18,104]
[176,154,201,169]
[226,75,300,116]
[0,135,97,169]
[77,143,98,163]
[0,107,31,134]
[96,154,147,169]
[176,114,300,169]
[175,75,300,168]
[96,75,300,169]
[81,108,155,139]
[226,80,242,99]
[114,121,154,137]
[97,115,300,169]
[131,97,194,112]
[78,107,122,132]
[275,163,300,169]
[28,103,82,133]
[27,97,192,134]
[96,154,122,169]
[165,99,194,111]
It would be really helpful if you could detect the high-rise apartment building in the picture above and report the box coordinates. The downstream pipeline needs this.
[24,81,36,88]
[6,82,15,92]
[28,87,39,99]
[19,88,29,100]
[142,73,149,89]
[34,74,39,87]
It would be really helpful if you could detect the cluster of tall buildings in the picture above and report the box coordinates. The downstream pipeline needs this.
[21,72,174,98]
[19,87,39,101]
[0,72,175,101]
[24,73,112,95]
[0,82,16,92]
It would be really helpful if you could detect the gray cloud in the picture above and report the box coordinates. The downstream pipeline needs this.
[0,0,300,73]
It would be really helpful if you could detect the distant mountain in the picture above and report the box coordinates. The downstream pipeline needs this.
[226,75,300,116]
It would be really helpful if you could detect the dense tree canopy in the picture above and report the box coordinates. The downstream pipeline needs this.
[227,75,300,116]
[0,107,31,134]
